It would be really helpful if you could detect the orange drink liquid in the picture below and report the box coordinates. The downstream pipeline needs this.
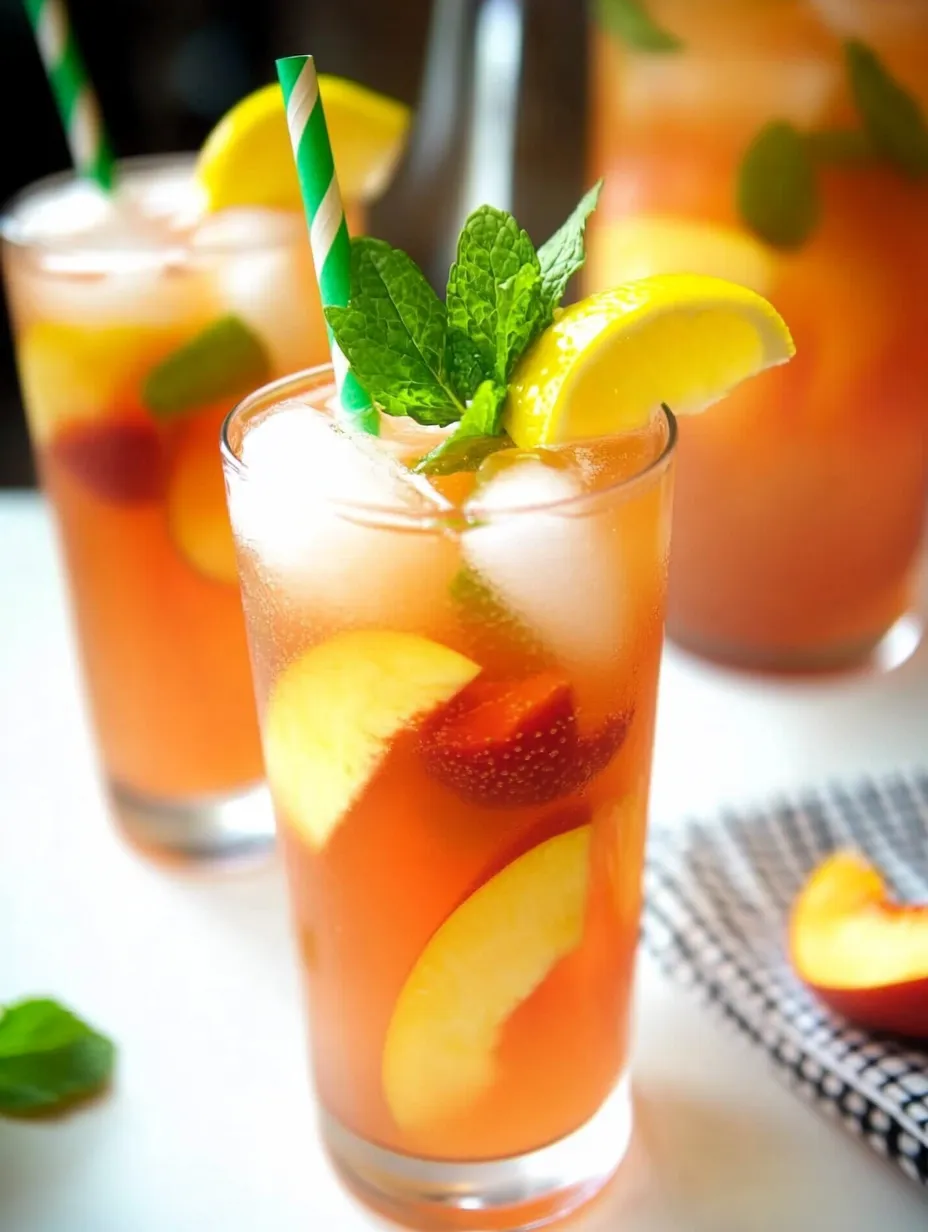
[587,0,928,670]
[2,156,361,858]
[222,367,675,1228]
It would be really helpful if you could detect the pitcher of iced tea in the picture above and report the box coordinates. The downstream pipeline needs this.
[587,0,928,671]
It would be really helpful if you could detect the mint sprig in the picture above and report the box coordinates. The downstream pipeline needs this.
[737,40,927,249]
[594,0,682,52]
[325,182,604,474]
[0,998,115,1116]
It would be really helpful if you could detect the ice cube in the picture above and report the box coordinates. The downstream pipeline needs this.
[462,457,625,669]
[193,209,326,375]
[227,403,459,634]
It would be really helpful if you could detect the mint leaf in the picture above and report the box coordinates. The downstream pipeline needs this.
[737,121,819,249]
[497,265,543,381]
[446,206,543,385]
[0,998,115,1116]
[326,238,463,425]
[594,0,682,51]
[415,380,509,475]
[537,180,603,323]
[447,329,490,403]
[143,316,270,419]
[845,40,928,179]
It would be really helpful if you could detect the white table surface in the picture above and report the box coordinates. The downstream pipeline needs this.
[1,489,927,1232]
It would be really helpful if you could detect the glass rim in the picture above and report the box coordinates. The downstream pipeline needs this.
[221,363,678,525]
[0,153,307,258]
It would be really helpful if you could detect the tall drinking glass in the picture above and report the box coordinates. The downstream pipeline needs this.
[222,365,676,1228]
[2,155,363,859]
[587,0,928,671]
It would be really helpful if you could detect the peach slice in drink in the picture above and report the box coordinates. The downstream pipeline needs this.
[263,630,480,849]
[381,825,592,1133]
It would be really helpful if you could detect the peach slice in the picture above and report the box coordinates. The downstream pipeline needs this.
[263,631,480,850]
[790,851,928,1038]
[166,412,238,584]
[49,417,165,504]
[419,672,630,808]
[382,825,591,1132]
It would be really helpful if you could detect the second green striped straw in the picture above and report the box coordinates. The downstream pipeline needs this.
[23,0,114,191]
[276,55,379,436]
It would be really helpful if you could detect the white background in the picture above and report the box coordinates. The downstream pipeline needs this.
[1,492,926,1231]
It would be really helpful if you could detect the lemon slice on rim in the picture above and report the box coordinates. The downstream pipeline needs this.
[505,273,794,448]
[195,78,411,212]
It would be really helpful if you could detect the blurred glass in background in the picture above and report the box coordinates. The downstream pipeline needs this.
[0,0,586,487]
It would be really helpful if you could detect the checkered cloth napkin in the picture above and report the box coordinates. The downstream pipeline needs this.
[642,771,928,1188]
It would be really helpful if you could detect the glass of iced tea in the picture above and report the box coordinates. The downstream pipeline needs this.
[587,0,928,670]
[1,155,363,859]
[222,365,676,1226]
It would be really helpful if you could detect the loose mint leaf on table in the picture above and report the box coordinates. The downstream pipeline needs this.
[845,39,928,179]
[446,206,544,384]
[737,121,819,250]
[537,179,603,323]
[0,998,115,1116]
[594,0,683,52]
[415,380,510,475]
[143,316,270,418]
[326,238,464,425]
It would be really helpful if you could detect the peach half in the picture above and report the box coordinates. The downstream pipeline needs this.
[382,825,591,1132]
[263,630,480,850]
[789,851,928,1039]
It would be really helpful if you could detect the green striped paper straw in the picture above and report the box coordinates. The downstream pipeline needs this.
[276,54,378,436]
[23,0,114,191]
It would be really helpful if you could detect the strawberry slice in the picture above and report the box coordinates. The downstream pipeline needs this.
[49,417,165,504]
[419,671,631,808]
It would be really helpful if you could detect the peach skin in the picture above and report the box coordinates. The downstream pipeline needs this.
[789,851,928,1039]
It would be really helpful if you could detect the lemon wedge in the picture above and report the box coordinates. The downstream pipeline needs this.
[505,274,794,448]
[195,78,411,212]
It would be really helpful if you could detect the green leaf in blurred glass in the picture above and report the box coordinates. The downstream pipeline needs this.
[845,39,928,179]
[594,0,682,52]
[737,121,820,250]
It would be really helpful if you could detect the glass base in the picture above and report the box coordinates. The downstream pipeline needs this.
[667,611,924,677]
[321,1074,632,1231]
[109,778,276,865]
